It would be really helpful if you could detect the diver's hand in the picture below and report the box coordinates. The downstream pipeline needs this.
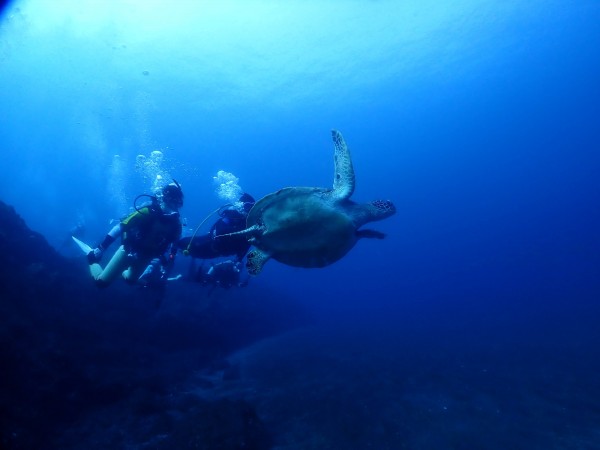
[87,247,103,264]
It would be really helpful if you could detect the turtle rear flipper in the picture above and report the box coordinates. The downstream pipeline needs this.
[246,249,271,275]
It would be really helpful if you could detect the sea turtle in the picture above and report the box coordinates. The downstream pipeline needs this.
[232,129,396,275]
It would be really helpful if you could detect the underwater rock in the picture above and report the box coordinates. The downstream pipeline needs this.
[0,200,83,294]
[158,398,272,450]
[0,199,290,449]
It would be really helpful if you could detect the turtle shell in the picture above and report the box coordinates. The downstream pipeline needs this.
[247,186,357,268]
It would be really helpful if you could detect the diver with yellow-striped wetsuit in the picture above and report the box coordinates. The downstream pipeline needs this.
[87,181,184,288]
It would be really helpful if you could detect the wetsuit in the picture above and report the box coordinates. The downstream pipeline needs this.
[178,208,250,261]
[89,206,182,287]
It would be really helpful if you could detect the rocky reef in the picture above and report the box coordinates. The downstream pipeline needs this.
[0,200,306,449]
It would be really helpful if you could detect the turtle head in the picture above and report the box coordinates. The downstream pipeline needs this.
[352,199,396,227]
[370,199,396,218]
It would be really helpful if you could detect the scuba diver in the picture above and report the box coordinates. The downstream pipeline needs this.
[177,192,255,263]
[194,259,249,296]
[86,181,184,289]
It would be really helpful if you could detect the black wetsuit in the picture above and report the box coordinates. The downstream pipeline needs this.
[178,208,250,261]
[121,206,182,259]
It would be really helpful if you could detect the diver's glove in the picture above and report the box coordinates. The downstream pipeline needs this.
[87,247,103,264]
[87,234,115,264]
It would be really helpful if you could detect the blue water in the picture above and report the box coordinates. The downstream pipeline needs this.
[1,0,600,448]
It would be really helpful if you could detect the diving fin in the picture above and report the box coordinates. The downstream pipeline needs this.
[72,236,93,254]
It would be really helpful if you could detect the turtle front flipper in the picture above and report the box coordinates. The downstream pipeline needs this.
[246,249,271,276]
[331,130,355,200]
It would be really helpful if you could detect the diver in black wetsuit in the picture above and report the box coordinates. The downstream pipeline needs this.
[193,259,249,296]
[177,192,255,262]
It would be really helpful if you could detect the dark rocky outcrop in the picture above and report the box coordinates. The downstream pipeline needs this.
[0,200,86,298]
[0,200,308,449]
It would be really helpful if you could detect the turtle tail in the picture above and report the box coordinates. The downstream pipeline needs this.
[356,229,386,239]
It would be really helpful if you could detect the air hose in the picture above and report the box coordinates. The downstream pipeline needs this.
[183,204,232,256]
